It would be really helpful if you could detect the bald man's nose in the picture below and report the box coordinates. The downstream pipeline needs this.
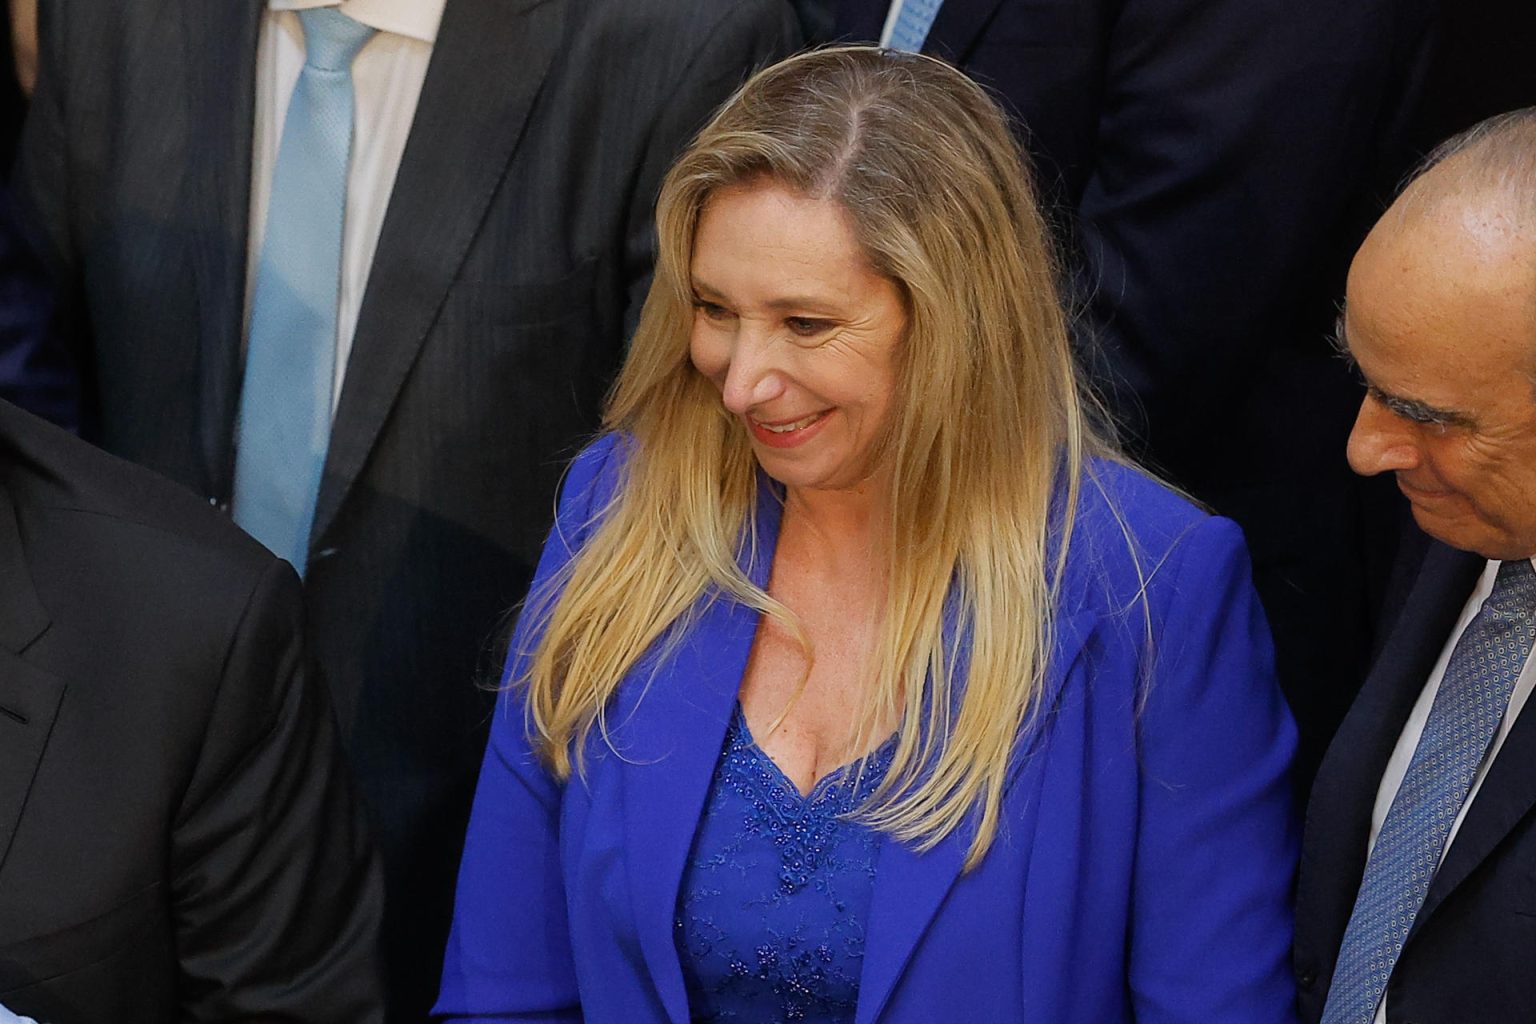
[1346,395,1420,477]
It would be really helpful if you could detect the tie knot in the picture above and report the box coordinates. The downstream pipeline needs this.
[1489,558,1536,612]
[298,7,376,71]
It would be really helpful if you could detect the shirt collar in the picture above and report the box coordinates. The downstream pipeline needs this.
[269,0,444,44]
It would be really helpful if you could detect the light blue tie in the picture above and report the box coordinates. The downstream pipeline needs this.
[887,0,943,52]
[233,7,375,574]
[1321,558,1536,1024]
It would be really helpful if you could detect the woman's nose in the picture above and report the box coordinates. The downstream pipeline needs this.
[720,329,787,415]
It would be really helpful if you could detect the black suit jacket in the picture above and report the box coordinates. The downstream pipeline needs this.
[15,1,798,1017]
[0,400,382,1023]
[833,0,1436,783]
[1295,538,1536,1022]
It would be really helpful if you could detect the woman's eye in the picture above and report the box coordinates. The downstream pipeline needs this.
[693,300,733,321]
[785,317,832,337]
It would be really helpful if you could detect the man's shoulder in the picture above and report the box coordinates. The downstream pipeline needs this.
[1,402,284,616]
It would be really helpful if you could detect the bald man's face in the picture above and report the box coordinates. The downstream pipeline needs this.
[1339,191,1536,559]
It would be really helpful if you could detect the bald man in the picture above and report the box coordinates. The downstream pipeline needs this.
[1293,108,1536,1024]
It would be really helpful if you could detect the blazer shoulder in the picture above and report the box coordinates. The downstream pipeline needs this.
[1062,458,1248,615]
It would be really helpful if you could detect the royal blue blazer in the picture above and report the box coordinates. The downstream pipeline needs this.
[436,435,1300,1023]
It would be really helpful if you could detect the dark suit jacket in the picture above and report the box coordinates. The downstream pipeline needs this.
[832,0,1436,785]
[15,1,798,1016]
[0,399,382,1022]
[1294,538,1536,1022]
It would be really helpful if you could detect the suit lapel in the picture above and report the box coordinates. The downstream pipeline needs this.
[923,0,1007,61]
[184,0,264,499]
[855,607,1093,1024]
[0,484,64,876]
[1297,542,1484,958]
[834,0,1005,57]
[834,0,890,41]
[311,0,568,545]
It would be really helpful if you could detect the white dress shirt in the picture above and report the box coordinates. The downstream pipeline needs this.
[246,0,446,407]
[1365,556,1536,1024]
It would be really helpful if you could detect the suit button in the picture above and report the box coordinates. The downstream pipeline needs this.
[1297,967,1317,989]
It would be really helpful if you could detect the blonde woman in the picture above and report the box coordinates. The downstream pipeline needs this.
[436,48,1299,1024]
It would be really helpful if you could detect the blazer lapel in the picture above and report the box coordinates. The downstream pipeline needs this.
[855,607,1094,1024]
[1297,542,1484,955]
[183,0,264,499]
[619,484,782,1023]
[311,0,568,545]
[0,485,64,876]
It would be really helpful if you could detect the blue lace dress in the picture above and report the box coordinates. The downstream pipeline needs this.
[673,705,897,1023]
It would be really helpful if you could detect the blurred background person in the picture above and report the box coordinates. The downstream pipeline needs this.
[13,0,798,1017]
[0,0,71,431]
[797,0,1438,789]
[437,48,1298,1024]
[0,398,381,1023]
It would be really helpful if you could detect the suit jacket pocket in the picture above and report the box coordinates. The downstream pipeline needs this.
[0,881,167,994]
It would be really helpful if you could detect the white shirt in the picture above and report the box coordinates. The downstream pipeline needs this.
[246,0,446,407]
[1365,556,1536,1024]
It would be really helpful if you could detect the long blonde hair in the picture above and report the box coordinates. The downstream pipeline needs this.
[521,47,1114,867]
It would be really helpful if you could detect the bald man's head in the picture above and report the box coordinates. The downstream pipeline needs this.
[1337,108,1536,559]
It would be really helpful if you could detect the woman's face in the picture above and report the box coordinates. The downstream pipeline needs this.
[688,182,908,497]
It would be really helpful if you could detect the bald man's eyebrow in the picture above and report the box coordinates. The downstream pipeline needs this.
[1329,306,1476,429]
[1329,309,1353,366]
[1369,386,1475,428]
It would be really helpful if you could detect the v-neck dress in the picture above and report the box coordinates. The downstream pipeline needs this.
[673,705,898,1023]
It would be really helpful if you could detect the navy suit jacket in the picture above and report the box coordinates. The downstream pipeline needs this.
[436,436,1301,1023]
[1295,539,1536,1021]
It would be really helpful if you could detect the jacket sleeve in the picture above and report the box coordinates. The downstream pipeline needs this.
[1128,517,1301,1023]
[171,557,385,1023]
[434,437,623,1023]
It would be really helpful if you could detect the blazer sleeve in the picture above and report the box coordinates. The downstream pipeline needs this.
[434,436,624,1023]
[171,557,386,1023]
[1128,517,1301,1024]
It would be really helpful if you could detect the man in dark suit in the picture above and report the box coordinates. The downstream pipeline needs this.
[817,0,1437,784]
[0,399,381,1022]
[14,1,798,1017]
[1294,109,1536,1023]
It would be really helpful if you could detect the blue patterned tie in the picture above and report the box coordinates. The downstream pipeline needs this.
[233,7,375,574]
[1321,558,1536,1024]
[887,0,943,52]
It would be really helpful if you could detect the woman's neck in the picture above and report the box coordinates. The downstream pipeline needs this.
[780,480,889,580]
